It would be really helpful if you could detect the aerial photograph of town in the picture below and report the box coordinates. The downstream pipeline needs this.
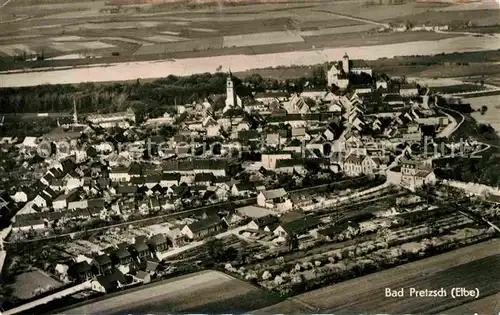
[0,0,499,313]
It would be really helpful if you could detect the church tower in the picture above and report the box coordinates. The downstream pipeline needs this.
[342,53,350,74]
[224,70,242,113]
[226,70,235,106]
[73,96,78,125]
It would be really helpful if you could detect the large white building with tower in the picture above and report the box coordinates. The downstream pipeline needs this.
[327,53,373,89]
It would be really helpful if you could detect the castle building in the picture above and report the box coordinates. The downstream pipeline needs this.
[326,53,373,89]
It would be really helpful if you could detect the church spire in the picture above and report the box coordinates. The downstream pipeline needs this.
[73,96,78,125]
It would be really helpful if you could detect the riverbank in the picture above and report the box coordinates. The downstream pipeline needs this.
[1,35,500,87]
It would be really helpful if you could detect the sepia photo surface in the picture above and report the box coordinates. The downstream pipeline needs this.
[0,0,499,314]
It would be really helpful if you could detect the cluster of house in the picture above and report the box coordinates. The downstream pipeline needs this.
[66,233,170,293]
[59,190,295,292]
[2,54,454,236]
[7,147,301,234]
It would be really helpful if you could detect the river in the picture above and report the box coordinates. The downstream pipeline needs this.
[0,35,499,88]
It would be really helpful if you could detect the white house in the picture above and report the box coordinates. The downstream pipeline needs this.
[327,63,349,89]
[400,159,437,191]
[12,219,45,233]
[10,191,28,203]
[354,86,372,94]
[343,154,364,177]
[33,194,50,208]
[66,178,84,191]
[254,91,289,105]
[68,199,88,210]
[400,84,419,97]
[53,189,79,211]
[376,79,388,89]
[109,168,131,182]
[231,183,254,197]
[52,194,69,211]
[20,136,38,148]
[361,156,381,175]
[87,109,135,128]
[284,95,310,114]
[160,173,181,187]
[206,124,222,138]
[257,188,293,211]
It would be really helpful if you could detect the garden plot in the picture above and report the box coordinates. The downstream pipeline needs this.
[438,1,500,11]
[161,31,182,36]
[388,9,500,28]
[66,21,163,31]
[407,77,466,87]
[189,27,218,33]
[320,2,450,22]
[300,24,376,37]
[134,37,223,55]
[145,35,189,43]
[97,37,149,45]
[51,41,115,52]
[51,36,85,42]
[20,24,62,31]
[171,21,191,26]
[178,11,293,22]
[388,215,475,243]
[257,226,493,295]
[140,21,163,27]
[286,9,342,22]
[0,44,35,56]
[223,31,304,48]
[0,35,39,41]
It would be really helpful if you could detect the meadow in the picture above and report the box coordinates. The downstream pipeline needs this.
[0,0,497,68]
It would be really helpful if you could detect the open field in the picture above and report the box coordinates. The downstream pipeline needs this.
[254,239,500,314]
[437,1,500,11]
[223,31,305,48]
[467,95,500,135]
[387,9,500,28]
[11,270,64,300]
[408,77,472,87]
[433,84,489,94]
[0,0,496,66]
[144,35,188,43]
[319,1,451,22]
[61,270,280,314]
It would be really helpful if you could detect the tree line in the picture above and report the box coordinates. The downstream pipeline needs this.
[0,68,329,115]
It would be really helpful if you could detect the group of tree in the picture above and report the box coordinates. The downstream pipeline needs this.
[0,67,331,116]
[205,237,238,264]
[434,151,500,187]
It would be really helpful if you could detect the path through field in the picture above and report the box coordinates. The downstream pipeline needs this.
[0,0,13,9]
[311,9,390,28]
